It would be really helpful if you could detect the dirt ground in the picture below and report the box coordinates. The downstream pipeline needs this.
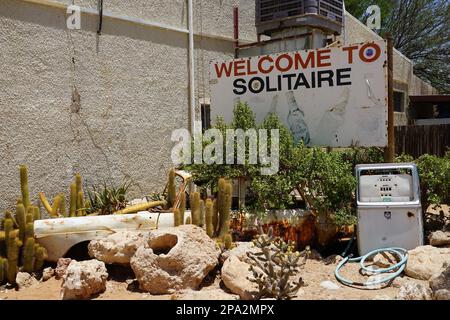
[0,256,426,301]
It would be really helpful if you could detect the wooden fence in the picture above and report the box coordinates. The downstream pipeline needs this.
[395,124,450,158]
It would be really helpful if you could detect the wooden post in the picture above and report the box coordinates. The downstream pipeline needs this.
[384,33,395,162]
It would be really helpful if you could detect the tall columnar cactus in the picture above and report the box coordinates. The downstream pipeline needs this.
[3,218,14,255]
[179,192,186,224]
[200,200,205,227]
[70,183,77,217]
[218,180,232,238]
[217,178,226,233]
[6,231,21,285]
[33,206,41,221]
[75,174,85,215]
[167,169,176,209]
[190,192,201,226]
[212,199,218,235]
[51,194,62,217]
[22,237,35,273]
[205,199,214,238]
[59,193,67,217]
[19,165,31,211]
[15,203,26,242]
[34,245,47,271]
[173,208,181,227]
[77,191,85,216]
[0,257,6,284]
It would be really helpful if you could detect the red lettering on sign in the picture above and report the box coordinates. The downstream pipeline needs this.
[294,51,315,69]
[343,45,358,64]
[258,56,274,74]
[214,62,233,78]
[317,49,331,67]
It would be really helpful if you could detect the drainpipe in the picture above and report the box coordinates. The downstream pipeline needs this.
[188,0,196,135]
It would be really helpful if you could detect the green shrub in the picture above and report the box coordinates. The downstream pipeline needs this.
[86,180,130,215]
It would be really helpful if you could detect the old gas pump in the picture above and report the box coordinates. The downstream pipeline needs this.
[355,163,424,255]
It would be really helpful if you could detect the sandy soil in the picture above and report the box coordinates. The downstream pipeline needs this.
[0,256,426,301]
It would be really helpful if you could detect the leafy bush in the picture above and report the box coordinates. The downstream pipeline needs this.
[86,181,130,215]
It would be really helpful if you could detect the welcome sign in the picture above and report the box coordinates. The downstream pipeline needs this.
[209,40,388,147]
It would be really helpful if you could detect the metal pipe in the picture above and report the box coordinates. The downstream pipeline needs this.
[233,6,239,58]
[188,0,196,135]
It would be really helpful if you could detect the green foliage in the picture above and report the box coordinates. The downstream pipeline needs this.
[86,181,130,215]
[246,223,305,300]
[346,0,449,93]
[396,153,450,211]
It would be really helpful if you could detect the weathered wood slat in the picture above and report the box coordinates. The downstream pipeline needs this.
[394,124,450,158]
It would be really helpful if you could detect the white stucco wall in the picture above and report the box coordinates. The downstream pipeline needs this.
[0,0,250,212]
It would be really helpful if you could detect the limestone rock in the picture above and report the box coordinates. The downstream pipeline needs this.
[16,272,38,290]
[88,231,146,265]
[61,260,108,300]
[42,267,55,282]
[130,225,220,294]
[429,263,450,300]
[320,280,340,290]
[219,241,259,264]
[221,255,258,300]
[396,282,432,300]
[55,258,72,280]
[429,231,450,247]
[405,246,450,280]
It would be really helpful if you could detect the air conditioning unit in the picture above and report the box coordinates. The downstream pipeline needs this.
[255,0,344,37]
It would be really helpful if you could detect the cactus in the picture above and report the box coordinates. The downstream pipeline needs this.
[22,237,35,273]
[223,233,233,250]
[77,191,85,216]
[70,183,77,217]
[200,200,205,227]
[173,208,181,227]
[4,211,17,228]
[167,169,176,209]
[6,232,21,285]
[75,174,83,201]
[3,218,13,255]
[20,165,31,211]
[39,192,53,216]
[25,222,34,240]
[59,193,67,217]
[185,216,191,224]
[34,245,47,271]
[50,194,62,217]
[179,192,186,224]
[33,206,41,221]
[212,199,218,235]
[15,203,26,242]
[217,178,226,232]
[218,180,232,238]
[205,199,214,238]
[0,257,6,284]
[190,192,201,226]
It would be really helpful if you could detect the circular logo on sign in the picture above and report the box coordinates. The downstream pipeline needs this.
[251,80,262,92]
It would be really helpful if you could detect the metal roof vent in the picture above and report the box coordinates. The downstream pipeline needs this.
[256,0,344,36]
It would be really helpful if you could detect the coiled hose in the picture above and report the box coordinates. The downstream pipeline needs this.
[335,247,408,288]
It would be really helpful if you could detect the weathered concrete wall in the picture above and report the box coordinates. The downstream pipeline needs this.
[0,0,248,212]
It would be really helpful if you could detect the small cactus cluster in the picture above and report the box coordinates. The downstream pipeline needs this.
[0,165,48,285]
[246,222,305,300]
[40,173,88,217]
[174,177,234,250]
